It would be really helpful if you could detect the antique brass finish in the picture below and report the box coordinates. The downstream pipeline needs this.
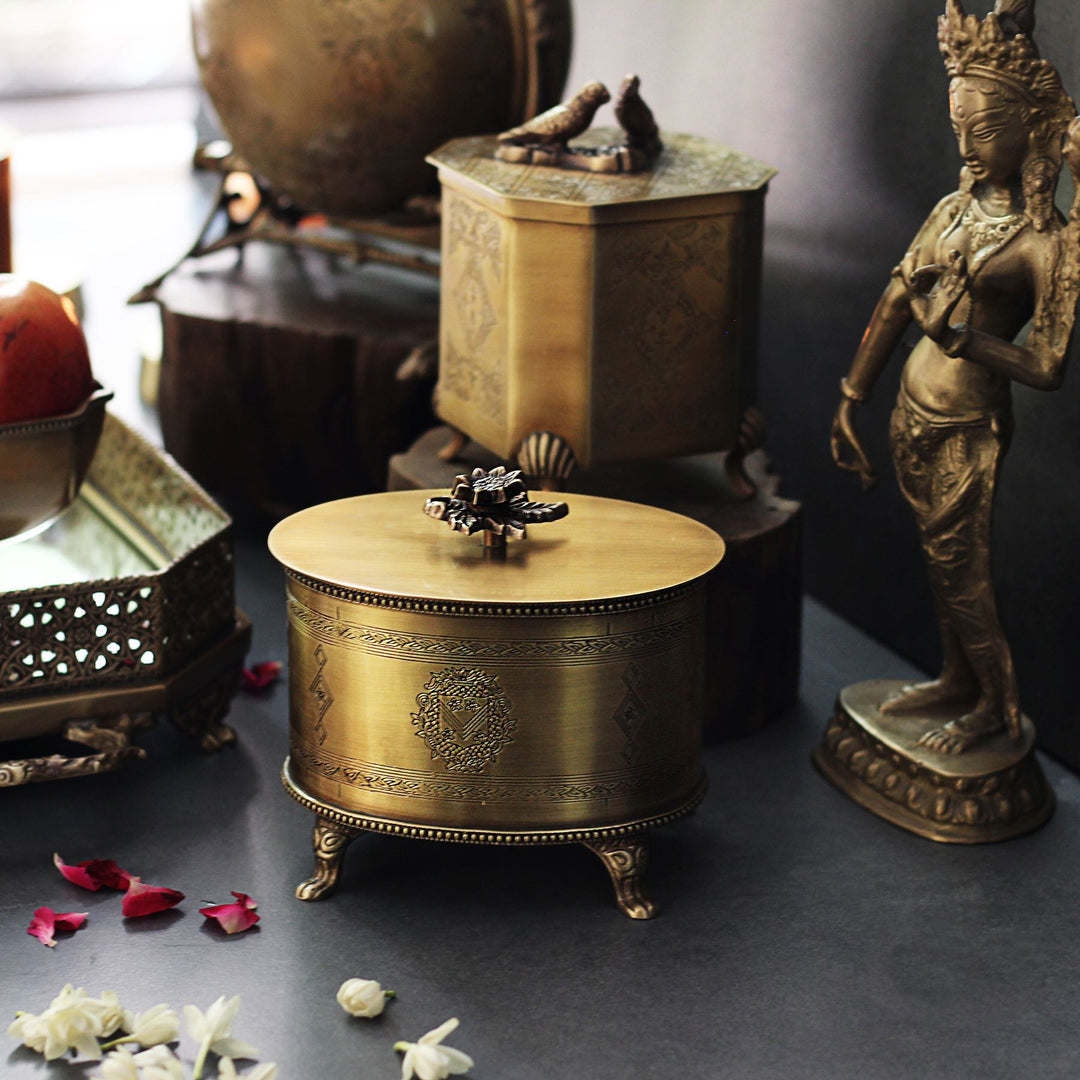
[270,490,721,607]
[270,490,723,917]
[282,763,705,917]
[192,0,572,220]
[1,412,248,782]
[135,0,573,301]
[826,0,1079,840]
[0,615,251,786]
[422,465,568,542]
[814,681,1053,843]
[583,836,656,920]
[427,131,774,479]
[0,386,112,543]
[495,74,662,174]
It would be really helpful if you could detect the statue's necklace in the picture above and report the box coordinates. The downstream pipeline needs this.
[940,198,1027,336]
[959,198,1026,272]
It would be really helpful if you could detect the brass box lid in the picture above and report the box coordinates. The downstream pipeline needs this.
[268,490,724,611]
[427,128,776,225]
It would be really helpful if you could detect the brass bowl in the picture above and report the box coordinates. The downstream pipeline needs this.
[0,385,113,543]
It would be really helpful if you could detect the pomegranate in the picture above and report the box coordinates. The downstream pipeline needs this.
[0,274,95,425]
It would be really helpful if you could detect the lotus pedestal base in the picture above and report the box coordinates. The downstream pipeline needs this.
[814,679,1053,843]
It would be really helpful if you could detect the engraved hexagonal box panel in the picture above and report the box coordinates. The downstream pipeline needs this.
[428,131,775,469]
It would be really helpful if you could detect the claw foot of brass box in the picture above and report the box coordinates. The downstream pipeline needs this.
[583,834,657,919]
[295,814,365,901]
[814,679,1054,843]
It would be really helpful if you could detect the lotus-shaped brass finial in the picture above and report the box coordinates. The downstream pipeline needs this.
[423,466,568,547]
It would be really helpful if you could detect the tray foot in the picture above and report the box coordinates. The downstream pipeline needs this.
[169,668,240,752]
[296,814,365,901]
[583,834,657,919]
[0,714,149,787]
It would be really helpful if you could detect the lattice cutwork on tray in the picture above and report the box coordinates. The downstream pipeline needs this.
[3,585,159,690]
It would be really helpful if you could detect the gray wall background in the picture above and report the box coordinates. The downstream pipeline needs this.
[566,0,1080,768]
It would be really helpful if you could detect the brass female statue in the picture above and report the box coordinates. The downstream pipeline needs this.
[831,0,1080,758]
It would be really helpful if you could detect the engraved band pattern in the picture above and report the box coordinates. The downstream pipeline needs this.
[282,758,707,845]
[290,741,693,805]
[286,596,692,665]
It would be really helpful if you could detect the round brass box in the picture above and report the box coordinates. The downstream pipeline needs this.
[269,490,723,916]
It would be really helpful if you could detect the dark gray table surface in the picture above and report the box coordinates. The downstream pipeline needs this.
[3,544,1080,1079]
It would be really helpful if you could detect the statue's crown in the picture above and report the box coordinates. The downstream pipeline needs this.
[938,0,1070,115]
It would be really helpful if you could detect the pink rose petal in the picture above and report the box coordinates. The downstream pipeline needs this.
[54,853,134,891]
[200,891,260,934]
[121,877,185,917]
[241,660,282,692]
[27,906,87,947]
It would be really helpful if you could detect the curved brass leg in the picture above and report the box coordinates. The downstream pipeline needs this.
[724,406,767,500]
[296,815,364,901]
[437,427,470,462]
[584,835,657,920]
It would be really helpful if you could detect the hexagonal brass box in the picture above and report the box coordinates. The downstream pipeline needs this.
[427,130,775,469]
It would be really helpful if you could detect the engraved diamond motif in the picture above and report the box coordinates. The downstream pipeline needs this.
[309,643,334,745]
[613,663,648,764]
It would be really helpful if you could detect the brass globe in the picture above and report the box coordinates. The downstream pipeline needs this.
[192,0,572,218]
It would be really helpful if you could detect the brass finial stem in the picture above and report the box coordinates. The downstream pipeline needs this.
[483,532,508,556]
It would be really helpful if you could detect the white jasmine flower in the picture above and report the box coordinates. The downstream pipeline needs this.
[219,1057,278,1080]
[8,1010,48,1055]
[16,983,111,1061]
[133,1044,187,1080]
[336,978,393,1018]
[183,995,257,1080]
[98,1046,140,1080]
[108,1003,180,1049]
[96,991,125,1038]
[394,1018,474,1080]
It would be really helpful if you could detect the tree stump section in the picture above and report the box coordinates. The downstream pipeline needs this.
[389,427,802,743]
[150,243,439,513]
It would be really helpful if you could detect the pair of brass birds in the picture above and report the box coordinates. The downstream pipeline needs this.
[496,73,662,171]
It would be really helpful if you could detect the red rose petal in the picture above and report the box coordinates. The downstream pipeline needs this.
[27,906,87,948]
[200,891,260,934]
[241,660,282,693]
[54,853,134,891]
[121,877,185,917]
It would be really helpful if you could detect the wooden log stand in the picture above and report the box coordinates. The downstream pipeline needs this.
[389,427,802,743]
[148,243,440,513]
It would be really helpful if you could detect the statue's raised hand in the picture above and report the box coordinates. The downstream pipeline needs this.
[902,249,969,343]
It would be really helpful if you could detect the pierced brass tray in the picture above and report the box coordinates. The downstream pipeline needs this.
[0,413,250,786]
